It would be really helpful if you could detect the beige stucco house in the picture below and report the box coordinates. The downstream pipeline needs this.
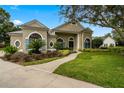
[9,19,93,52]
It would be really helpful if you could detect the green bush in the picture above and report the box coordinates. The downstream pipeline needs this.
[83,49,109,52]
[3,46,18,55]
[58,50,71,56]
[109,47,124,53]
[54,42,64,50]
[29,39,45,54]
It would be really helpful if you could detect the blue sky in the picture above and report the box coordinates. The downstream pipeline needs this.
[0,5,112,36]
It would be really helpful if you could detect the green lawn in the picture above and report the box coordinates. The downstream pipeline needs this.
[21,57,60,66]
[54,52,124,88]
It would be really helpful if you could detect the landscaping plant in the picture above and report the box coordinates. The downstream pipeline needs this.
[54,42,64,50]
[3,45,18,55]
[29,39,45,54]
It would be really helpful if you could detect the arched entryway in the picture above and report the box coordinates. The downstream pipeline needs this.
[57,38,64,49]
[84,38,90,48]
[25,32,43,50]
[68,37,74,50]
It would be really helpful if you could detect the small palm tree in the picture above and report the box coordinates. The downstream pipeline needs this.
[29,39,45,54]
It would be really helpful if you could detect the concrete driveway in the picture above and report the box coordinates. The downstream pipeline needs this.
[0,52,101,88]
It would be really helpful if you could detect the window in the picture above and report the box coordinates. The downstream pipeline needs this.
[14,40,21,48]
[29,33,42,41]
[49,41,54,48]
[84,38,90,48]
[69,37,74,41]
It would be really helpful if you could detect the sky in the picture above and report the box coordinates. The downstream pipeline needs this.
[0,5,112,36]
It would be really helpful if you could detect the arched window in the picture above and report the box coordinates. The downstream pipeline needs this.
[84,38,90,48]
[29,33,42,41]
[69,37,74,41]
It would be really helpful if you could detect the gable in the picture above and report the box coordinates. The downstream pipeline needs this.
[53,22,84,32]
[104,37,115,44]
[21,19,48,29]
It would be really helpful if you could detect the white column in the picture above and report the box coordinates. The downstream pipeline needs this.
[77,33,80,50]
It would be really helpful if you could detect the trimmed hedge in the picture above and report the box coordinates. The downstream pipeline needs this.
[83,49,109,52]
[108,47,124,53]
[58,50,71,56]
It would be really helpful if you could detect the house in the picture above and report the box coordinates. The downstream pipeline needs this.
[102,36,116,47]
[9,19,93,52]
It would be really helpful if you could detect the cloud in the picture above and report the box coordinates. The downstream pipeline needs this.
[13,20,23,25]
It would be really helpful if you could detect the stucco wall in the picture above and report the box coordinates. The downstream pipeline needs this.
[47,35,56,49]
[10,34,23,50]
[82,31,92,49]
[56,33,77,50]
[22,29,48,52]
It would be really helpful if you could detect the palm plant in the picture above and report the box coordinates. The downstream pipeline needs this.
[29,39,45,54]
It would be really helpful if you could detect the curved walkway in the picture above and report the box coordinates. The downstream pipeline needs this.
[0,52,101,88]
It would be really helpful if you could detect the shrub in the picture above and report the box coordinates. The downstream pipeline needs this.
[3,46,18,55]
[47,51,62,57]
[58,50,71,56]
[109,47,124,53]
[83,49,91,52]
[54,42,64,50]
[83,49,109,52]
[0,43,5,48]
[2,54,11,60]
[10,52,34,62]
[31,53,44,60]
[29,39,46,54]
[100,46,108,49]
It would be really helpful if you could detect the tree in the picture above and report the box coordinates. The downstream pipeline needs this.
[0,8,21,46]
[112,30,124,46]
[59,5,124,39]
[29,39,46,54]
[104,33,112,38]
[92,37,103,48]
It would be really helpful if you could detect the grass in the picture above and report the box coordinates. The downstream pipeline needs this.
[54,51,124,88]
[21,57,60,66]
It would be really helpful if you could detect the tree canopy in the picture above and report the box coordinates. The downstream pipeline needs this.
[59,5,124,39]
[0,8,21,45]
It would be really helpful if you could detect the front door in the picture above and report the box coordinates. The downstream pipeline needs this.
[69,41,74,50]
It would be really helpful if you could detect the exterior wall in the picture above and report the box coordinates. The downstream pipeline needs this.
[22,29,48,52]
[56,33,77,50]
[47,35,56,50]
[103,37,116,47]
[82,31,92,49]
[10,34,23,51]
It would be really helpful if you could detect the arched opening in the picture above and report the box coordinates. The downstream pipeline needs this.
[68,37,74,50]
[84,38,90,48]
[29,33,42,41]
[57,38,64,43]
[56,38,64,49]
